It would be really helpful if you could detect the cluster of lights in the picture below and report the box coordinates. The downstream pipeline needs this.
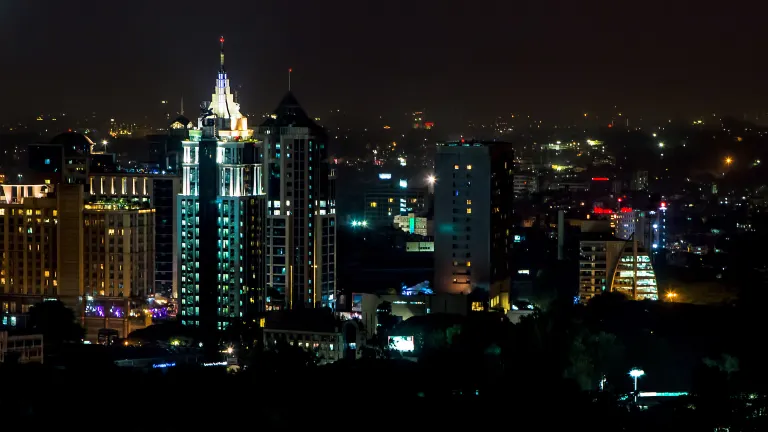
[351,220,368,228]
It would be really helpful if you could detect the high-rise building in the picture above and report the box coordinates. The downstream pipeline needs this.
[89,173,181,297]
[0,184,84,326]
[433,141,514,294]
[82,200,155,298]
[258,92,337,310]
[177,38,266,334]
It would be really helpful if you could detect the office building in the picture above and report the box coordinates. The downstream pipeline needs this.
[578,233,658,303]
[259,92,336,310]
[433,141,514,294]
[83,200,155,298]
[0,331,43,364]
[364,175,427,227]
[89,172,181,297]
[393,213,430,236]
[0,184,85,326]
[177,38,266,333]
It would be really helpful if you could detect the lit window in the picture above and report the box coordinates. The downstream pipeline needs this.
[370,202,377,208]
[466,199,472,205]
[44,271,50,277]
[454,165,459,170]
[466,261,471,267]
[467,165,472,170]
[388,198,394,203]
[471,301,483,311]
[466,208,472,214]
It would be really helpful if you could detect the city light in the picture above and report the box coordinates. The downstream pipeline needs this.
[629,368,645,398]
[426,175,436,185]
[725,156,733,166]
[666,291,678,301]
[351,220,368,228]
[658,142,664,148]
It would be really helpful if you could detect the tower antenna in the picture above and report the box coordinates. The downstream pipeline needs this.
[219,36,225,72]
[288,68,292,91]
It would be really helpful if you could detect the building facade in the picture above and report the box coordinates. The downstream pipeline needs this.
[433,141,514,294]
[177,39,266,332]
[89,173,181,297]
[258,92,337,310]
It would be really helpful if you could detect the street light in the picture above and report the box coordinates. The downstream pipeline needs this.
[426,175,436,185]
[629,368,645,392]
[725,156,733,166]
[666,291,677,302]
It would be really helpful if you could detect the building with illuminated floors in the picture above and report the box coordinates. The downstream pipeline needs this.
[177,38,266,333]
[258,92,336,310]
[433,141,514,294]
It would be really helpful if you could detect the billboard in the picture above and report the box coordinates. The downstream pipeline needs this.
[388,336,415,352]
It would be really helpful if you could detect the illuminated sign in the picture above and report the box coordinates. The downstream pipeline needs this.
[592,177,610,181]
[593,207,613,214]
[518,269,530,275]
[639,392,688,397]
[152,362,176,369]
[378,173,392,180]
[202,361,227,367]
[388,336,415,352]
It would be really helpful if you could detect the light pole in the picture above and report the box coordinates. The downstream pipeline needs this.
[629,368,644,403]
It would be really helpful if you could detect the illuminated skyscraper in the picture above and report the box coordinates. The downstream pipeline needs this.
[258,92,336,310]
[433,141,514,294]
[177,39,266,335]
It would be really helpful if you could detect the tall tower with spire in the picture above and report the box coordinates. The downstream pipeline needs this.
[177,38,266,339]
[198,36,251,140]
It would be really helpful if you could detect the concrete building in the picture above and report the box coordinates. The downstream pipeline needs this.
[578,233,659,303]
[393,213,430,236]
[0,331,43,364]
[364,175,427,228]
[83,200,155,298]
[263,310,364,364]
[177,39,266,335]
[352,292,469,339]
[89,172,181,297]
[433,141,514,294]
[258,92,336,310]
[513,174,537,198]
[0,184,85,326]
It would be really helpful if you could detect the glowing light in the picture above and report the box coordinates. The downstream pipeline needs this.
[592,177,609,181]
[629,368,645,378]
[426,175,436,185]
[725,157,733,166]
[658,142,664,148]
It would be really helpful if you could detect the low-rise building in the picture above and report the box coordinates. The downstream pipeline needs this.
[0,331,43,364]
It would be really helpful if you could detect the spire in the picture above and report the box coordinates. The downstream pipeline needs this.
[219,36,225,73]
[180,95,184,116]
[288,68,292,91]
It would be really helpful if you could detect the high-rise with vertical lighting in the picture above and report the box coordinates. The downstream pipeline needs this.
[258,92,337,310]
[177,38,266,336]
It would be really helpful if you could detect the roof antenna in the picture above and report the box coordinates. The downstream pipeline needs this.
[288,68,292,91]
[180,95,184,116]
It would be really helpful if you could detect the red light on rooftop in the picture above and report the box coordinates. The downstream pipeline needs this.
[592,177,609,181]
[593,207,613,214]
[220,36,225,43]
[620,207,633,213]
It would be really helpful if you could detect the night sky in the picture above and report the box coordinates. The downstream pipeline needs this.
[1,1,766,127]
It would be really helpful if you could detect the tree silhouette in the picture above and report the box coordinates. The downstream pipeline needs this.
[28,300,84,347]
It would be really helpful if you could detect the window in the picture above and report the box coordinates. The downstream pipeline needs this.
[369,202,377,208]
[466,199,472,205]
[466,208,472,214]
[44,158,51,165]
[471,301,484,311]
[467,165,472,170]
[388,198,394,203]
[454,164,459,170]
